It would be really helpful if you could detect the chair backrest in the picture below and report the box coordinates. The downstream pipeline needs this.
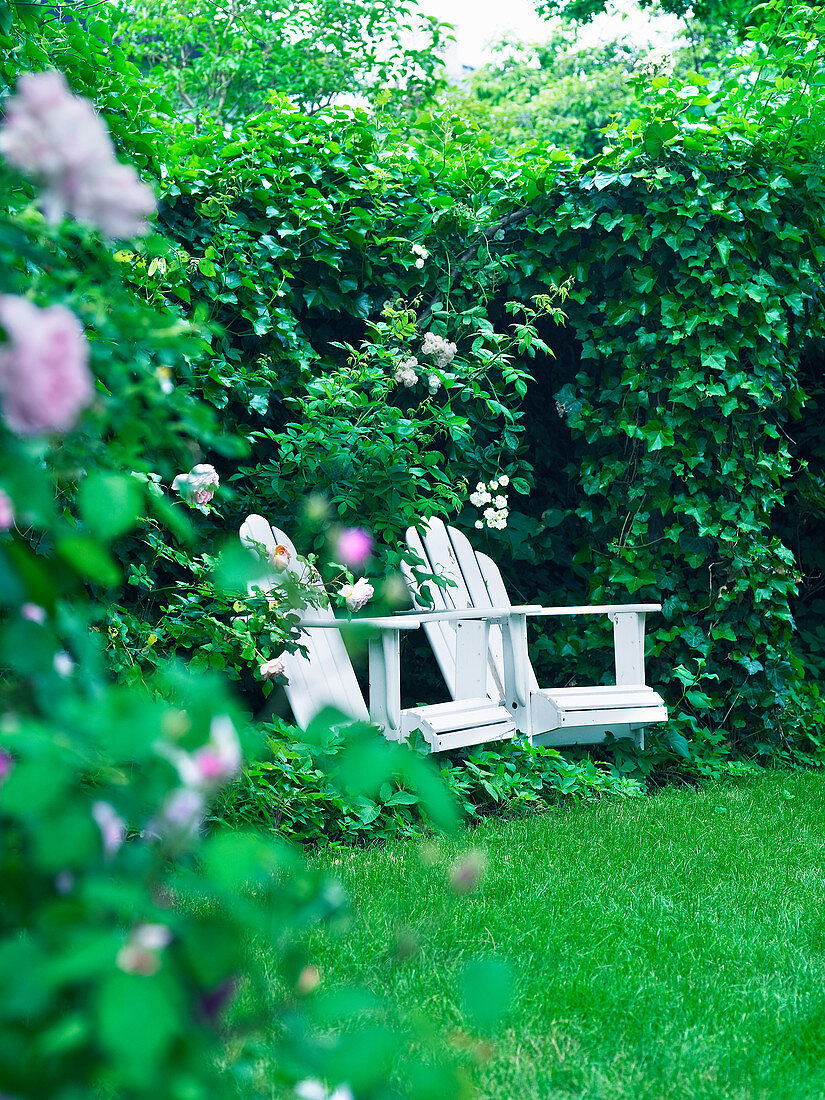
[403,517,539,701]
[240,514,369,728]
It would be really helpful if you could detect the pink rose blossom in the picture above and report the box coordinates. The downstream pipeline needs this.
[21,603,46,623]
[0,489,12,530]
[0,70,155,238]
[336,527,374,569]
[271,544,291,572]
[91,800,126,859]
[0,296,93,436]
[260,656,286,679]
[339,577,374,613]
[172,464,219,511]
[0,749,12,785]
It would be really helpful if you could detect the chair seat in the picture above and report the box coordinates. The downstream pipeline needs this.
[403,696,516,752]
[535,685,667,729]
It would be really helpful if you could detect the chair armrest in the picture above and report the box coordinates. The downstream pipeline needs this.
[527,603,661,617]
[300,605,543,630]
[527,606,658,686]
[299,615,422,630]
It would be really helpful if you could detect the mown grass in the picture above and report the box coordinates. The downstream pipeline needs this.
[287,770,825,1099]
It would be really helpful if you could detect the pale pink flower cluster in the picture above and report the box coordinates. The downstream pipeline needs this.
[0,489,12,530]
[172,464,219,511]
[163,714,242,790]
[335,527,373,569]
[117,923,173,976]
[0,70,156,238]
[339,577,374,612]
[260,656,286,679]
[21,603,46,623]
[0,296,94,436]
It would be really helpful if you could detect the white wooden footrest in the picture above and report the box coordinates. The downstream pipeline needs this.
[534,685,668,730]
[403,696,516,753]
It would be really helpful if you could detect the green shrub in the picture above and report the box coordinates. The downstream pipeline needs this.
[219,722,647,846]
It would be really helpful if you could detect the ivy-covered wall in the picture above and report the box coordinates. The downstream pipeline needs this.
[484,159,825,759]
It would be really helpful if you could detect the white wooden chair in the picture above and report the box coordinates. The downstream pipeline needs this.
[403,518,668,748]
[239,515,541,752]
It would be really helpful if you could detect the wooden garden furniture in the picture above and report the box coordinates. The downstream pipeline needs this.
[240,514,541,752]
[403,518,668,748]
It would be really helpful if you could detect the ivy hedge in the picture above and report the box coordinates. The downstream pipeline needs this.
[80,78,825,767]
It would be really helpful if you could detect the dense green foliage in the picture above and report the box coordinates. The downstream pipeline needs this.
[111,0,450,123]
[3,0,825,1092]
[443,35,642,157]
[303,770,825,1098]
[218,723,647,845]
[104,48,825,775]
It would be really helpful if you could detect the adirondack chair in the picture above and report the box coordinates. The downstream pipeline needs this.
[239,514,541,752]
[403,518,668,748]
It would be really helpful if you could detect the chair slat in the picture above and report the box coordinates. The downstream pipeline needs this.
[241,515,369,724]
[403,523,457,697]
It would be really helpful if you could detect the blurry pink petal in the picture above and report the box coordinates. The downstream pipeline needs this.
[0,70,156,238]
[153,787,205,841]
[0,489,13,530]
[0,296,93,436]
[91,800,126,859]
[21,603,46,623]
[336,527,373,569]
[448,849,487,894]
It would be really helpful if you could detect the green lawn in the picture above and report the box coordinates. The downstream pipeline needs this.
[293,771,825,1099]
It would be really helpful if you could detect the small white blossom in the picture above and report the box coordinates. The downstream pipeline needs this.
[260,656,286,679]
[475,482,486,493]
[421,331,457,369]
[498,474,509,487]
[394,357,418,387]
[474,520,483,529]
[411,243,429,259]
[428,374,442,394]
[494,495,507,509]
[489,479,499,491]
[339,577,373,612]
[53,651,74,677]
[92,800,125,859]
